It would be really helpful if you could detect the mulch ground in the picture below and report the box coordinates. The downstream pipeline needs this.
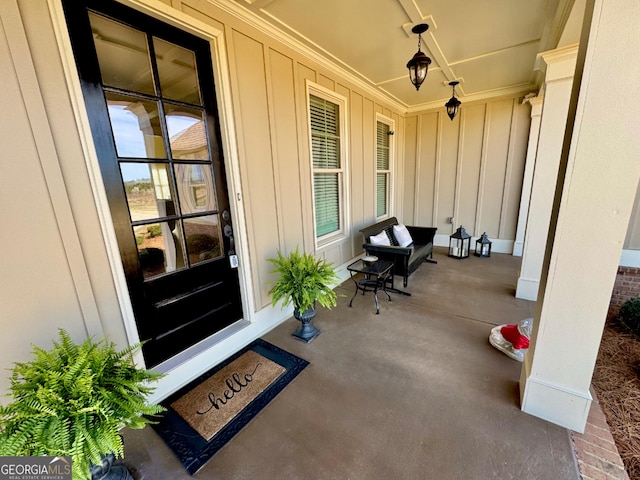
[592,318,640,479]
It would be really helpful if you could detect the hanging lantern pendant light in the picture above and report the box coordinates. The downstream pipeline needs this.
[407,24,432,91]
[445,81,462,120]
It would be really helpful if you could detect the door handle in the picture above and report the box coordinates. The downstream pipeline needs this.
[223,224,235,255]
[223,224,238,268]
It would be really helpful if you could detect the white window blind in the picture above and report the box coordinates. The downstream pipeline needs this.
[310,94,342,238]
[376,120,391,218]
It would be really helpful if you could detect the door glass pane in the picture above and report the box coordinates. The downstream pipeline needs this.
[106,93,166,158]
[184,215,222,265]
[121,163,176,222]
[154,37,201,105]
[89,13,155,95]
[165,104,208,160]
[174,164,217,214]
[135,221,185,279]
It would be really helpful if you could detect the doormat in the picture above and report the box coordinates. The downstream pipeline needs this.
[151,339,309,474]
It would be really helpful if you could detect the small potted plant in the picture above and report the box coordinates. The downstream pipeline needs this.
[268,247,339,342]
[0,329,165,480]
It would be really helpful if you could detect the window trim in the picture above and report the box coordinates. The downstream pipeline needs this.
[375,113,395,220]
[306,81,350,248]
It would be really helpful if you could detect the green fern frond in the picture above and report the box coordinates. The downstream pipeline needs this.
[268,247,339,313]
[0,329,166,480]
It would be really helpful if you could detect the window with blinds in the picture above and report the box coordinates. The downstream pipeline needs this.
[376,120,391,218]
[310,93,343,239]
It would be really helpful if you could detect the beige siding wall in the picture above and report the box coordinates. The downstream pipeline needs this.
[502,100,530,239]
[4,2,542,390]
[403,96,531,241]
[458,104,485,231]
[18,0,128,346]
[7,0,640,401]
[179,1,407,309]
[0,0,111,398]
[229,29,281,308]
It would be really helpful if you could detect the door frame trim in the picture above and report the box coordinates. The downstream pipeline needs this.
[47,0,255,368]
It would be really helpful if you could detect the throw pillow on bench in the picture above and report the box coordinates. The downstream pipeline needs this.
[393,224,413,247]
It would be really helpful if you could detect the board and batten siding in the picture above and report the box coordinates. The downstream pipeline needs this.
[6,0,640,404]
[403,96,531,245]
[0,0,118,399]
[194,3,407,309]
[5,0,640,411]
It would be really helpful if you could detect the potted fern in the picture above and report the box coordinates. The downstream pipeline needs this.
[268,247,339,342]
[0,329,165,480]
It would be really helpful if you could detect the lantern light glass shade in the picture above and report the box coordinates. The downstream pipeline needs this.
[448,225,471,259]
[407,24,432,91]
[407,52,432,91]
[445,96,461,120]
[474,232,492,257]
[445,81,461,120]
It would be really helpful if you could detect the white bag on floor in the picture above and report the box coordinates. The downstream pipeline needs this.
[489,317,533,362]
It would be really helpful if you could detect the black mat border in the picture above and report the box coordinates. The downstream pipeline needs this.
[150,339,309,474]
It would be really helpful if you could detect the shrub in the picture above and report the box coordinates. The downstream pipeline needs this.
[187,234,219,254]
[618,297,640,337]
[147,224,162,238]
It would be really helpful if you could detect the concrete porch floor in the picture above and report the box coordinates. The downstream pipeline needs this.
[122,247,590,479]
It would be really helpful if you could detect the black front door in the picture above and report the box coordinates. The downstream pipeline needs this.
[62,0,243,367]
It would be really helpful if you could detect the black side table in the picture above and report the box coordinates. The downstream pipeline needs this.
[347,259,394,314]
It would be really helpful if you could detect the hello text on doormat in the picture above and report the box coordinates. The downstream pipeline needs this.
[171,350,285,441]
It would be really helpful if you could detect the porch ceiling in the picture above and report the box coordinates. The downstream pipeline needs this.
[231,0,584,110]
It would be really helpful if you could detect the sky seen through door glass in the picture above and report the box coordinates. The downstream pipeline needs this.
[110,106,201,181]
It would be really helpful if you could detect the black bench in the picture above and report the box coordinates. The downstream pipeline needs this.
[360,217,437,288]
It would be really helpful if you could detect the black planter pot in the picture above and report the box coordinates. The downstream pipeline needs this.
[90,453,133,480]
[292,305,320,343]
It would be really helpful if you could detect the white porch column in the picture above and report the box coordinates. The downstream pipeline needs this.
[515,46,577,300]
[520,0,640,432]
[513,96,543,257]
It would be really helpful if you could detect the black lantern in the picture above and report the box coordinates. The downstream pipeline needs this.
[474,232,492,257]
[449,226,471,259]
[406,24,432,91]
[445,81,461,120]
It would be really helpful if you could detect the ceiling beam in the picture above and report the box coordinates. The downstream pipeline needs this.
[396,0,423,24]
[395,0,462,94]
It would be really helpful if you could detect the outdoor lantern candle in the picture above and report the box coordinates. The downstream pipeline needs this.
[449,226,471,259]
[475,232,492,257]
